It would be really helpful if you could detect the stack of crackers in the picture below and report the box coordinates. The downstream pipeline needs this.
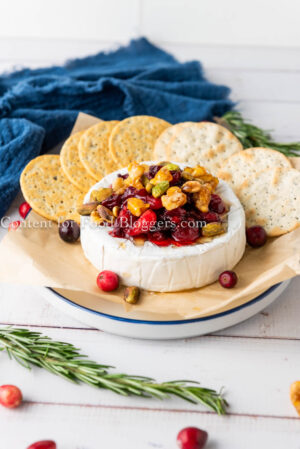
[20,115,300,236]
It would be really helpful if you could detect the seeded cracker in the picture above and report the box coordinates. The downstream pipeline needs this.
[79,121,120,180]
[20,155,85,223]
[154,122,243,175]
[218,147,292,191]
[60,131,96,192]
[109,116,170,166]
[237,167,300,236]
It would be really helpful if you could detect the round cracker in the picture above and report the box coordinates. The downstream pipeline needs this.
[20,155,85,223]
[154,122,196,160]
[237,167,300,236]
[109,116,170,166]
[60,131,96,192]
[154,122,243,175]
[79,121,120,180]
[218,147,292,191]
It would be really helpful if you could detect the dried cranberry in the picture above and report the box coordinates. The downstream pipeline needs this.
[109,218,125,238]
[149,238,174,247]
[209,194,226,214]
[172,218,200,243]
[146,165,163,179]
[147,196,162,209]
[148,230,169,242]
[128,210,157,236]
[200,211,220,223]
[163,207,186,225]
[120,187,137,204]
[101,194,122,210]
[135,188,148,199]
[117,173,129,180]
[169,170,182,186]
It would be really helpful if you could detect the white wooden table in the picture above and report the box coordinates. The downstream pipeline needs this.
[0,40,299,448]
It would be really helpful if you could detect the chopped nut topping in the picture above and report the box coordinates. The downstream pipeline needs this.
[112,206,120,217]
[151,166,173,185]
[127,198,150,217]
[193,183,213,212]
[97,205,115,223]
[90,210,104,225]
[112,177,126,194]
[181,181,202,193]
[161,186,187,211]
[202,222,224,237]
[90,188,113,203]
[77,202,99,216]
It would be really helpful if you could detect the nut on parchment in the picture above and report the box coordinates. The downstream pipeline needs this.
[123,286,140,304]
[77,201,99,216]
[97,205,115,223]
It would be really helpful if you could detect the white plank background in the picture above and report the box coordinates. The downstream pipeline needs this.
[0,3,300,446]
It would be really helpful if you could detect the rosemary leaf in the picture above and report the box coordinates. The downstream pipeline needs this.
[217,111,300,157]
[0,327,227,414]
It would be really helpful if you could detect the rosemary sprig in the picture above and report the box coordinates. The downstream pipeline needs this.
[216,111,300,157]
[0,327,227,414]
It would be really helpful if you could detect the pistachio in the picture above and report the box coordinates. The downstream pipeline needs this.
[77,201,99,216]
[152,181,170,198]
[202,222,224,237]
[145,182,153,193]
[182,181,202,193]
[97,205,115,223]
[90,188,113,203]
[123,286,140,304]
[164,163,180,171]
[141,174,149,188]
[112,206,120,217]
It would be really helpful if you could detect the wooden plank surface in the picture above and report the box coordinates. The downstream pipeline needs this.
[0,39,299,448]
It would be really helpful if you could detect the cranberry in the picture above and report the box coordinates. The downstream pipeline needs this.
[246,226,267,248]
[177,427,208,449]
[149,230,168,242]
[169,170,182,186]
[219,270,238,288]
[19,201,31,219]
[209,194,226,214]
[117,173,129,180]
[172,218,200,243]
[0,385,22,409]
[146,165,163,179]
[147,195,162,210]
[58,220,80,243]
[97,270,119,292]
[8,220,21,231]
[102,193,122,210]
[27,441,56,449]
[128,210,157,236]
[163,207,186,225]
[200,211,220,223]
[149,238,174,246]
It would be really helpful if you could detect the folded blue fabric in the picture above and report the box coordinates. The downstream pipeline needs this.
[0,37,233,218]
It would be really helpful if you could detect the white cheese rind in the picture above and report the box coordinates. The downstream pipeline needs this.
[81,163,246,292]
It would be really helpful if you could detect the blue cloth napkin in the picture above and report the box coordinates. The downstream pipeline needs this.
[0,37,233,218]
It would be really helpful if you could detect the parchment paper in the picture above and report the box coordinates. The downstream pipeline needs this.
[0,113,299,319]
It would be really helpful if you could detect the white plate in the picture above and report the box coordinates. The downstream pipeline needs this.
[39,280,290,340]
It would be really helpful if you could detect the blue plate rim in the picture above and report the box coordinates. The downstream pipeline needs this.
[47,282,283,325]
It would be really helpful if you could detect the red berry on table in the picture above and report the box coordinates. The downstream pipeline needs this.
[27,441,56,449]
[0,384,22,409]
[97,270,119,292]
[219,270,238,288]
[177,427,208,449]
[58,220,80,243]
[8,220,21,231]
[246,225,267,248]
[19,201,31,219]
